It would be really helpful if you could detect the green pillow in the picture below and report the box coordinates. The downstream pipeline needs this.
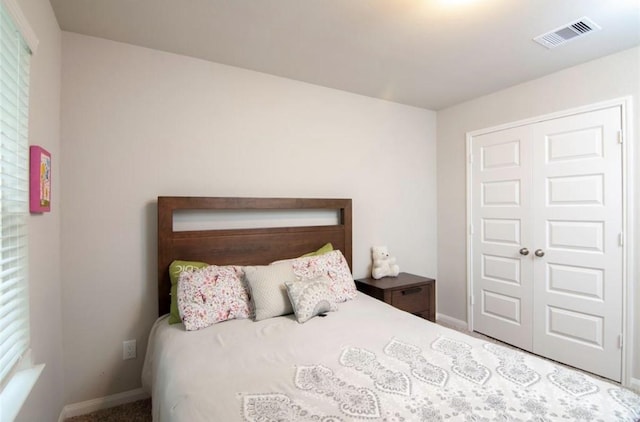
[300,242,333,257]
[168,260,208,324]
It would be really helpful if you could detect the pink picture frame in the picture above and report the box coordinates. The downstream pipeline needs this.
[29,146,51,213]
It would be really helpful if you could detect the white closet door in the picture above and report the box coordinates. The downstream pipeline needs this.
[471,126,533,351]
[470,105,623,381]
[530,107,623,381]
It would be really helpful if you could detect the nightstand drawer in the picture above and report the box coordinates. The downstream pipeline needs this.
[355,273,436,322]
[390,285,428,313]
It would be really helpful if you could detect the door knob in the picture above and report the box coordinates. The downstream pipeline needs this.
[519,248,529,256]
[534,249,545,257]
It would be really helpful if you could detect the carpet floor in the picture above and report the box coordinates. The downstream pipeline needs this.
[65,398,151,422]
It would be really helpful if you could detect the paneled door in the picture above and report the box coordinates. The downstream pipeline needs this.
[471,125,534,351]
[471,106,623,381]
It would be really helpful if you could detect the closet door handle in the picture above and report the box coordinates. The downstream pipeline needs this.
[534,249,545,257]
[519,248,529,256]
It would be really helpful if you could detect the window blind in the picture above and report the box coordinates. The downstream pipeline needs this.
[0,1,30,386]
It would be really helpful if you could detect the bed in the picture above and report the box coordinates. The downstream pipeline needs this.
[142,196,640,421]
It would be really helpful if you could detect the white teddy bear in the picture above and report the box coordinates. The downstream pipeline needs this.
[371,246,400,279]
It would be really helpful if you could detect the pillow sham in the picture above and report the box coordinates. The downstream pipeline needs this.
[300,242,334,257]
[291,250,357,302]
[168,260,208,324]
[177,265,252,331]
[285,276,338,323]
[243,262,298,321]
[270,242,334,265]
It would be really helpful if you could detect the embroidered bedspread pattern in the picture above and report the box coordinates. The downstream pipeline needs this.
[144,294,640,422]
[240,336,640,421]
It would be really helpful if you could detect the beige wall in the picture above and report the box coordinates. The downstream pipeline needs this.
[60,32,437,403]
[15,0,64,421]
[436,46,640,381]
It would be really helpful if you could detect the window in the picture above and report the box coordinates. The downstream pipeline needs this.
[0,0,31,387]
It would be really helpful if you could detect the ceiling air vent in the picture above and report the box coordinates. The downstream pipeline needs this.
[534,17,601,49]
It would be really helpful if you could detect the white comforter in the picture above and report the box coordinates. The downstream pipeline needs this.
[142,294,640,421]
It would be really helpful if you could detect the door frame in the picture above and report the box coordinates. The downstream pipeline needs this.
[465,97,635,387]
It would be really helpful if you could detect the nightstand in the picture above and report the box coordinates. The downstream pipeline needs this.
[355,272,436,322]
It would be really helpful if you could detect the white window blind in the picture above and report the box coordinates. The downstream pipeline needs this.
[0,0,30,386]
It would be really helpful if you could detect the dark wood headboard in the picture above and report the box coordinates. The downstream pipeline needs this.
[157,197,353,316]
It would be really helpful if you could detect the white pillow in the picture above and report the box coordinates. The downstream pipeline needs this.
[243,262,298,321]
[285,276,338,323]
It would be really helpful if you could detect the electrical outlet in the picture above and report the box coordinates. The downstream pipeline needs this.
[123,339,136,360]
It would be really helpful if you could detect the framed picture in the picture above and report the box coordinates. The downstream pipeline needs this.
[29,146,51,213]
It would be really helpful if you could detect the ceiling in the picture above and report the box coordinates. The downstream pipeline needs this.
[49,0,640,110]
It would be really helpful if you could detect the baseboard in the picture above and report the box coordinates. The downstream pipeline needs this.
[436,313,469,331]
[630,377,640,394]
[58,387,149,421]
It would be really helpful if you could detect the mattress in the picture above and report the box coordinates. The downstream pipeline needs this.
[142,293,640,421]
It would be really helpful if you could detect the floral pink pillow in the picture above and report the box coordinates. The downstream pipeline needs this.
[292,250,357,302]
[177,265,252,331]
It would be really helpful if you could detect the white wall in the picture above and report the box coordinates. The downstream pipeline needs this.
[15,0,64,421]
[60,32,437,403]
[436,46,640,381]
